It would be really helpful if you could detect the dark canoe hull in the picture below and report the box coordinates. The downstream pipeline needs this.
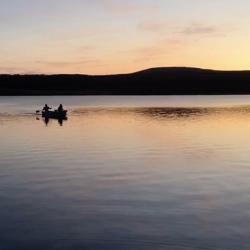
[42,110,67,119]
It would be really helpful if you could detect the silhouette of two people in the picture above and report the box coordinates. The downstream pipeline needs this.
[42,104,65,126]
[43,104,64,112]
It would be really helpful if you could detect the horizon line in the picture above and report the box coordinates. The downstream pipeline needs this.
[2,66,250,76]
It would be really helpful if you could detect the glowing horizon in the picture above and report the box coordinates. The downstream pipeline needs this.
[1,0,250,75]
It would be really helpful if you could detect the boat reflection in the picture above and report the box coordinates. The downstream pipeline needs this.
[36,116,68,126]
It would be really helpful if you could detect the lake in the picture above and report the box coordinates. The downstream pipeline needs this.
[1,96,250,250]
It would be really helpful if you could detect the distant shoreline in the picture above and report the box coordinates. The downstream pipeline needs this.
[2,67,250,95]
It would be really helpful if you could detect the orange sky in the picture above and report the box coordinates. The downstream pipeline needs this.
[1,0,250,74]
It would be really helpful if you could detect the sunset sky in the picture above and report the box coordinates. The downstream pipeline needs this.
[1,0,250,74]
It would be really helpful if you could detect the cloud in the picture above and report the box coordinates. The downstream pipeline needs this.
[0,58,104,74]
[0,66,43,74]
[130,20,235,67]
[134,21,226,62]
[0,66,26,74]
[137,19,232,43]
[35,58,102,68]
[179,23,222,36]
[138,20,228,37]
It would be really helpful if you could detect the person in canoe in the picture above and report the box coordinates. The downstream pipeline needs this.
[43,104,52,113]
[57,104,64,113]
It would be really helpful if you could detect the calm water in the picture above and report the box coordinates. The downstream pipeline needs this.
[1,96,250,250]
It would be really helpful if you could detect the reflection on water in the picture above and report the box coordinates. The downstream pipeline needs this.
[37,116,68,126]
[2,97,250,250]
[72,107,213,121]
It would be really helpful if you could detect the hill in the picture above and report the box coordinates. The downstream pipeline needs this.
[1,67,250,95]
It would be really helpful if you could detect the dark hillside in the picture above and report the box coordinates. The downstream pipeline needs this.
[1,67,250,95]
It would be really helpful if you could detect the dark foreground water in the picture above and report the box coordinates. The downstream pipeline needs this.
[1,96,250,250]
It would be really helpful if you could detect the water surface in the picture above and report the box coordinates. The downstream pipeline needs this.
[1,96,250,250]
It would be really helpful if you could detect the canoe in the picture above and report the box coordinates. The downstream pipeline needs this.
[42,110,67,119]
